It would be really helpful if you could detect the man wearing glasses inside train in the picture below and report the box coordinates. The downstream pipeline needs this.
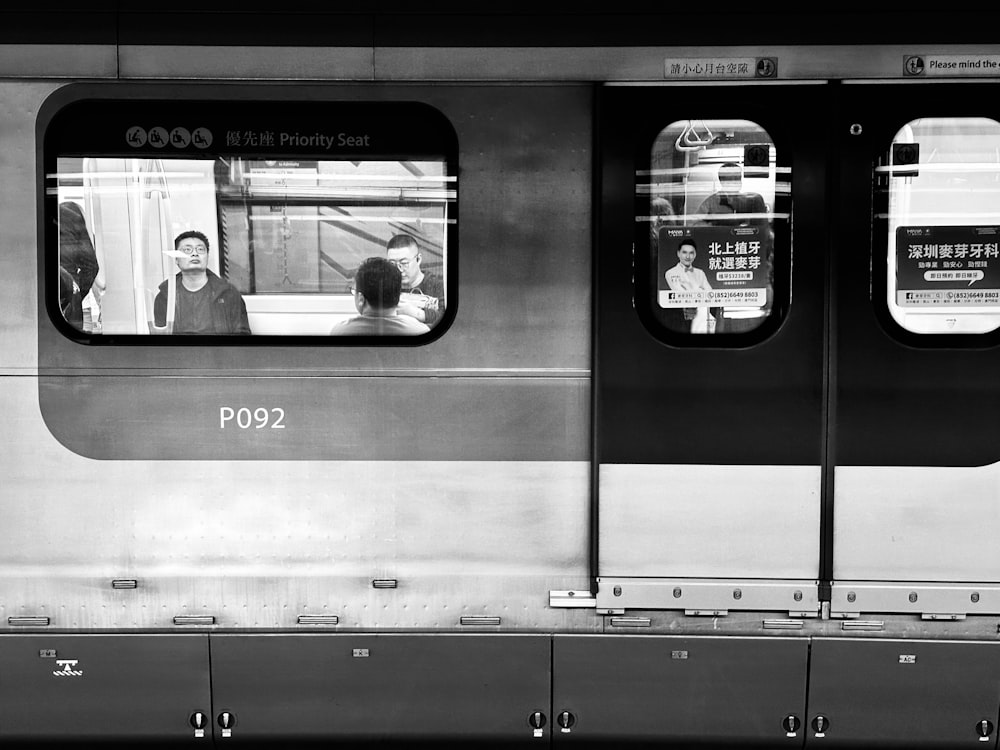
[386,233,445,327]
[153,231,251,335]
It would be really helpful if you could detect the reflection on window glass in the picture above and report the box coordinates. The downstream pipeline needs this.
[51,157,454,336]
[884,118,1000,334]
[638,119,787,335]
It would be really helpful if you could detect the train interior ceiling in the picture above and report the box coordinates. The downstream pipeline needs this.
[7,5,1000,747]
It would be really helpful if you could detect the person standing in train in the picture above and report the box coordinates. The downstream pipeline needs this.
[58,201,99,330]
[649,195,678,246]
[334,257,431,336]
[386,233,445,327]
[153,231,251,334]
[664,237,717,334]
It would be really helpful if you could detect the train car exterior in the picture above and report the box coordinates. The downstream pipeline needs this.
[4,6,1000,747]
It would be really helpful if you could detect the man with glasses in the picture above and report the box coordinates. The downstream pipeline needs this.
[386,234,445,327]
[153,230,251,334]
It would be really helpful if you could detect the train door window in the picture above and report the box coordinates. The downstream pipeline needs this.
[635,118,790,344]
[44,95,457,344]
[880,117,1000,336]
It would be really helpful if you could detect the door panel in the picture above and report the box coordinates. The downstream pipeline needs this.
[553,634,808,745]
[0,634,210,742]
[209,634,550,743]
[834,84,1000,590]
[600,464,819,578]
[807,638,1000,748]
[597,85,826,589]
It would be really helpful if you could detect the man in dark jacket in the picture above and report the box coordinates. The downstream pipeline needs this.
[58,202,99,329]
[386,233,445,327]
[696,162,768,227]
[153,230,251,334]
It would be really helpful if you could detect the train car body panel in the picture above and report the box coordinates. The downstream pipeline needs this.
[5,8,1000,746]
[209,633,550,742]
[0,634,210,742]
[119,46,375,81]
[2,376,592,631]
[37,374,589,461]
[806,638,1000,747]
[0,81,61,374]
[552,634,808,745]
[3,80,595,632]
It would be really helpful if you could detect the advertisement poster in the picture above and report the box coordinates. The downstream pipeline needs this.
[896,225,1000,307]
[657,226,769,309]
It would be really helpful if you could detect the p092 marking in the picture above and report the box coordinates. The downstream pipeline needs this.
[220,407,286,430]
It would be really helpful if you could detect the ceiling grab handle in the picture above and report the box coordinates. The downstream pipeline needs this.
[675,120,715,152]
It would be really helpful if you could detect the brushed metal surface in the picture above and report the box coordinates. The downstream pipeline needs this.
[0,44,116,78]
[599,464,820,579]
[38,374,588,461]
[807,638,1000,747]
[0,634,210,742]
[11,41,1000,85]
[2,375,592,630]
[376,45,1000,82]
[552,634,808,744]
[209,633,550,741]
[835,465,1000,582]
[120,45,374,80]
[0,574,599,632]
[0,82,61,373]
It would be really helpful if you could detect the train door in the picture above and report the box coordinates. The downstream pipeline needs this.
[831,82,1000,618]
[590,77,1000,747]
[596,83,828,611]
[803,82,1000,746]
[577,82,828,744]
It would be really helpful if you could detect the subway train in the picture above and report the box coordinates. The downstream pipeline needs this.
[5,6,1000,747]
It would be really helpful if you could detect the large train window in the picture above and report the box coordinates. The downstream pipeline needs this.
[44,96,457,344]
[881,117,1000,335]
[635,119,790,343]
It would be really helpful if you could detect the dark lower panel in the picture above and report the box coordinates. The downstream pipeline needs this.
[38,375,588,460]
[208,633,551,743]
[0,634,210,743]
[806,638,1000,748]
[552,634,808,746]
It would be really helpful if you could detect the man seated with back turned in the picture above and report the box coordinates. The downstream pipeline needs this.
[386,233,445,327]
[154,230,251,334]
[333,256,431,336]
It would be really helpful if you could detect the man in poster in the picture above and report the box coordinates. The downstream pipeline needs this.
[664,237,717,333]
